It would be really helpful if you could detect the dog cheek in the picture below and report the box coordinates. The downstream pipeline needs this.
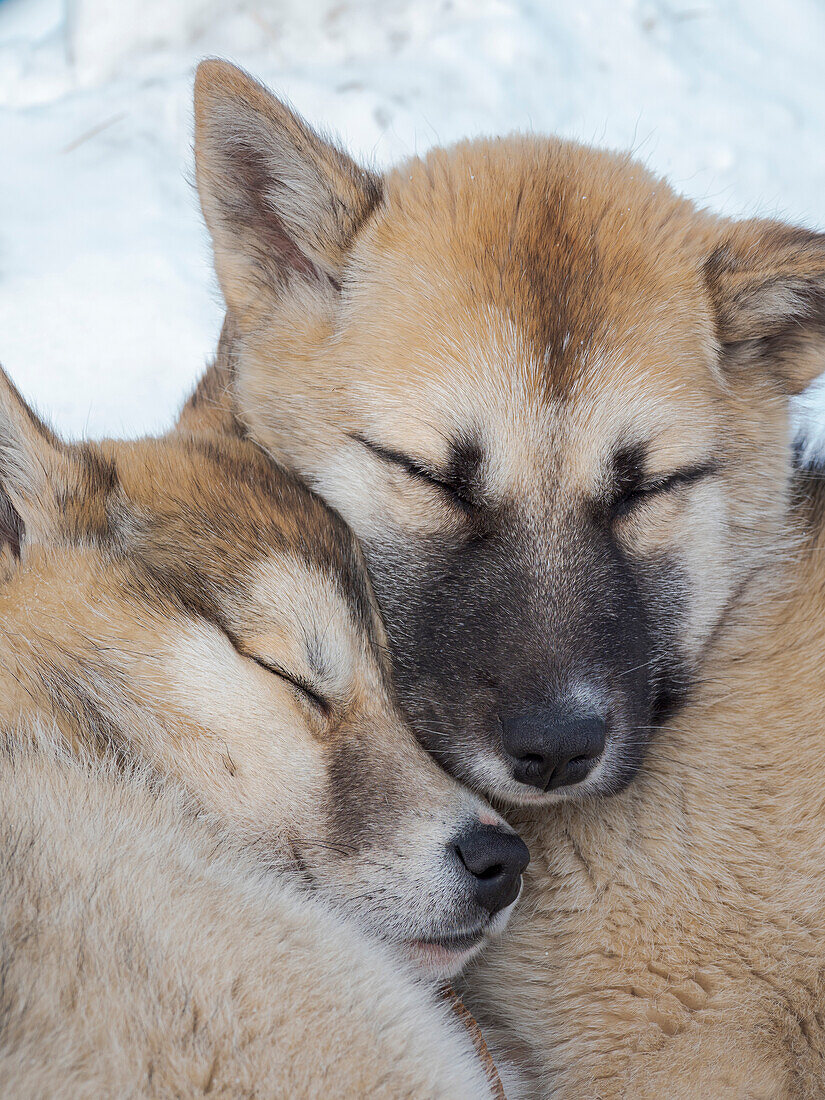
[633,551,694,722]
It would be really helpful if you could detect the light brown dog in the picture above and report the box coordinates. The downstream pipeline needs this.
[0,363,529,1096]
[192,60,825,810]
[0,363,528,978]
[188,60,825,1094]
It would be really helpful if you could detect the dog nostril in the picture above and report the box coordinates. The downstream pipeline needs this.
[500,706,607,793]
[451,824,530,916]
[474,862,503,881]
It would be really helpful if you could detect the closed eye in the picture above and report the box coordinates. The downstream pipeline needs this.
[247,655,330,714]
[612,461,720,518]
[351,434,475,511]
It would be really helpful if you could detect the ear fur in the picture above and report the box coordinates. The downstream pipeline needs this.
[193,60,382,324]
[0,366,69,555]
[0,492,23,562]
[175,315,243,437]
[705,221,825,394]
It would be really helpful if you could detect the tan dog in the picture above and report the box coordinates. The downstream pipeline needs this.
[0,743,504,1099]
[191,60,825,812]
[0,363,529,1095]
[0,364,528,977]
[188,61,825,1093]
[462,472,825,1097]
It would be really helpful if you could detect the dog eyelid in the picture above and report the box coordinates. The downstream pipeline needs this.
[248,655,330,714]
[613,461,720,515]
[351,433,475,510]
[642,461,720,494]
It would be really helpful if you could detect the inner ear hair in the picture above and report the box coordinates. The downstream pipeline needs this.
[0,365,74,550]
[0,489,23,561]
[704,221,825,395]
[194,59,382,320]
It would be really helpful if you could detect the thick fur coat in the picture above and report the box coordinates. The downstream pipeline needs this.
[186,61,825,1096]
[0,365,521,1098]
[0,740,498,1099]
[462,473,825,1097]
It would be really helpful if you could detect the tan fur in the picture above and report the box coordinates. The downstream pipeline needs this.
[191,60,825,806]
[212,127,799,592]
[0,365,528,1094]
[0,739,498,1099]
[0,366,524,970]
[188,61,825,1093]
[463,475,825,1097]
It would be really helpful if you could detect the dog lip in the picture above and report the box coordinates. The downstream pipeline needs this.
[410,926,487,952]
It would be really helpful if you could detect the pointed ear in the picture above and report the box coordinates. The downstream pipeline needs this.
[193,60,382,324]
[0,366,69,556]
[704,220,825,394]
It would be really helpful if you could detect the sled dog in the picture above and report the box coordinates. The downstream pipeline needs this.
[190,60,825,810]
[0,364,528,1095]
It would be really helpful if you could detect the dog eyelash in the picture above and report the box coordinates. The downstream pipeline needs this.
[351,434,475,510]
[248,655,330,714]
[612,462,719,517]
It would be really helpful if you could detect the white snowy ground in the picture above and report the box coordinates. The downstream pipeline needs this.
[1,0,825,441]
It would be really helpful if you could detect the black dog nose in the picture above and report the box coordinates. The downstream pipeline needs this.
[501,706,607,792]
[451,824,530,915]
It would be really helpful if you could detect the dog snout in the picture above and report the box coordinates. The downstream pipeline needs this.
[501,705,607,792]
[451,824,530,916]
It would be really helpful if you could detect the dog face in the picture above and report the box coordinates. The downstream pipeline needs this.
[193,61,825,806]
[0,371,528,978]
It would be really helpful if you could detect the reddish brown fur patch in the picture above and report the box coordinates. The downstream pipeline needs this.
[371,138,716,404]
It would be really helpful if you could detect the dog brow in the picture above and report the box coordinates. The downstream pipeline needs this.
[444,434,484,500]
[304,633,331,683]
[612,442,648,493]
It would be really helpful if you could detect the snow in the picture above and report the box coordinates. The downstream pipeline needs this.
[1,0,824,441]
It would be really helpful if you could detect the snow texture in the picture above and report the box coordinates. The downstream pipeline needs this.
[1,0,824,442]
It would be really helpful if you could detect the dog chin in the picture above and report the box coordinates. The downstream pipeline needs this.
[403,897,520,980]
[404,936,486,979]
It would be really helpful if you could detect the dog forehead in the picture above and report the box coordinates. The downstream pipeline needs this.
[339,307,721,504]
[112,436,334,553]
[357,133,710,356]
[106,439,381,632]
[340,135,720,479]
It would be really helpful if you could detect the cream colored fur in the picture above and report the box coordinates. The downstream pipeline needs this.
[0,361,523,1097]
[0,734,500,1099]
[187,61,825,1093]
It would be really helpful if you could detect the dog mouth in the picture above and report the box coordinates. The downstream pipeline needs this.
[405,926,488,977]
[415,927,486,953]
[464,730,632,807]
[507,764,603,804]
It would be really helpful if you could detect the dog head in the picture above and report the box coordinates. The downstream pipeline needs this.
[193,60,825,806]
[0,368,528,977]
